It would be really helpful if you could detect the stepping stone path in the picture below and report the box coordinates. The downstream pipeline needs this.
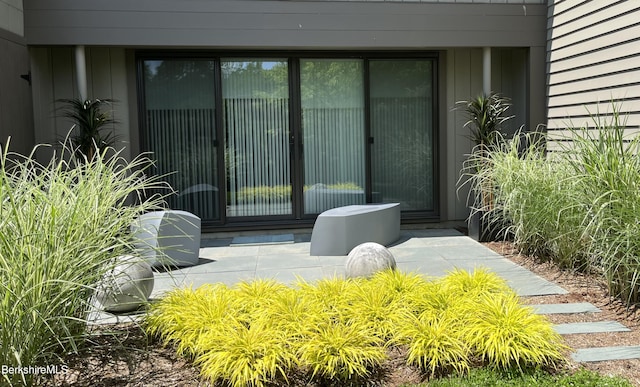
[528,301,640,362]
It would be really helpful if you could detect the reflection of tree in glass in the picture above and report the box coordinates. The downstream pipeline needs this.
[144,60,216,109]
[301,60,364,108]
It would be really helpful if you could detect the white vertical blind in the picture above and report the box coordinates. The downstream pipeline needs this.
[300,59,366,214]
[222,60,292,217]
[370,60,434,211]
[143,60,220,220]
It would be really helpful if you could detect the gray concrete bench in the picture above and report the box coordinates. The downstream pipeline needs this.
[310,203,400,256]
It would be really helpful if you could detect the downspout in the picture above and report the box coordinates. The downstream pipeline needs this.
[483,47,491,96]
[74,45,88,101]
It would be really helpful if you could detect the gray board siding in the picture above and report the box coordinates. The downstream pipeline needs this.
[24,1,546,48]
[546,1,640,151]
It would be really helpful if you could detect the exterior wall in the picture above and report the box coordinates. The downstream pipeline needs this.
[0,0,23,37]
[0,0,34,155]
[30,47,133,161]
[24,1,545,48]
[23,1,547,224]
[546,1,640,148]
[445,47,537,220]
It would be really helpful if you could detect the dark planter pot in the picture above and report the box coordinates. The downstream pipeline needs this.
[468,210,498,242]
[467,186,510,242]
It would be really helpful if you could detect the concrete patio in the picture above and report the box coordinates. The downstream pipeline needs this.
[150,228,567,299]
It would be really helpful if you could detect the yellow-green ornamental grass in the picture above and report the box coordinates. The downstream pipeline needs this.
[145,269,568,386]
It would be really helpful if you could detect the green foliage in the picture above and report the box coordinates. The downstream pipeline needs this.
[456,93,514,147]
[461,104,640,306]
[57,98,118,161]
[408,367,632,387]
[0,140,166,386]
[236,182,363,202]
[196,320,295,387]
[462,292,566,369]
[297,320,386,381]
[146,269,567,386]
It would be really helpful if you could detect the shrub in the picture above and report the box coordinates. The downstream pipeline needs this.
[0,141,166,386]
[466,104,640,306]
[297,320,386,382]
[462,292,567,369]
[195,320,295,387]
[146,269,566,386]
[395,309,470,376]
[562,108,640,304]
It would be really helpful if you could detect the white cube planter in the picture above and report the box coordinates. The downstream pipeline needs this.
[131,210,201,268]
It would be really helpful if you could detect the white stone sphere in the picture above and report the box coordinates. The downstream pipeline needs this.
[345,242,397,278]
[95,255,154,313]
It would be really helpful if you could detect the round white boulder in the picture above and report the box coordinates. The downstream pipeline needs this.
[95,255,154,313]
[345,242,397,278]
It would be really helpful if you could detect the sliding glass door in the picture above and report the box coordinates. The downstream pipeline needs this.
[222,59,292,217]
[300,59,366,214]
[139,54,437,225]
[142,59,221,221]
[370,60,435,212]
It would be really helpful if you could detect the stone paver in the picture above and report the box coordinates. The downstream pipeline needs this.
[91,229,570,324]
[554,321,630,335]
[530,302,601,315]
[572,346,640,362]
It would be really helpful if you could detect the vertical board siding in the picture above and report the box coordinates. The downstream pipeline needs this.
[546,1,640,148]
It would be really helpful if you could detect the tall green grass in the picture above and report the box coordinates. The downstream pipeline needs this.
[0,141,166,386]
[461,105,640,305]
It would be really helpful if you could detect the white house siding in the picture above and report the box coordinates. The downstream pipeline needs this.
[546,1,640,150]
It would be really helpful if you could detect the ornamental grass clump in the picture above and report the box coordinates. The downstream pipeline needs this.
[562,108,640,304]
[464,104,640,306]
[0,140,166,386]
[146,269,567,386]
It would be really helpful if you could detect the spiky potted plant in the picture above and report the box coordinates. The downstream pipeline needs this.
[457,92,513,241]
[57,98,118,161]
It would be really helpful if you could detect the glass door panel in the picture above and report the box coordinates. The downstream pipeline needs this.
[369,60,435,212]
[222,59,292,217]
[300,59,366,214]
[142,59,220,221]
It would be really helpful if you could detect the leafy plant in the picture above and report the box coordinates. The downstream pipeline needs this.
[395,310,470,376]
[196,320,295,387]
[57,98,118,161]
[297,320,387,382]
[441,267,512,298]
[146,269,566,386]
[456,93,514,148]
[462,292,567,369]
[0,140,166,386]
[467,104,640,306]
